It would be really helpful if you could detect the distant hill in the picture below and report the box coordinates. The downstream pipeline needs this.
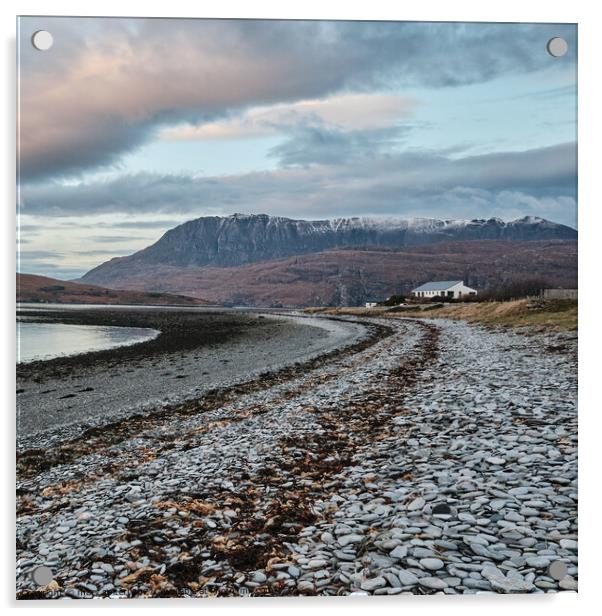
[77,213,577,307]
[16,273,211,306]
[79,239,577,308]
[81,214,578,282]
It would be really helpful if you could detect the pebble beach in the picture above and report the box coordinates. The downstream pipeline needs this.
[16,314,577,598]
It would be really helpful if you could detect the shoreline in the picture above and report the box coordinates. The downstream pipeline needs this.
[16,309,373,449]
[16,317,577,598]
[17,321,162,364]
[304,298,578,332]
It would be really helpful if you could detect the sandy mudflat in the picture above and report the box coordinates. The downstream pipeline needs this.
[16,308,369,448]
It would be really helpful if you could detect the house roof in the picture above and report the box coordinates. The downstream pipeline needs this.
[413,280,463,292]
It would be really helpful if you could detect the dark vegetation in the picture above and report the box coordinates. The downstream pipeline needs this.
[477,277,552,301]
[379,294,406,306]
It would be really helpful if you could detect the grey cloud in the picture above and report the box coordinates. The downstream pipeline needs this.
[91,235,148,243]
[97,220,185,229]
[19,142,577,227]
[18,264,88,280]
[20,121,151,185]
[453,145,577,194]
[18,249,66,260]
[71,249,127,256]
[18,17,576,181]
[269,124,409,166]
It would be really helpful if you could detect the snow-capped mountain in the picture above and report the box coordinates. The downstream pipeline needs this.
[81,213,576,279]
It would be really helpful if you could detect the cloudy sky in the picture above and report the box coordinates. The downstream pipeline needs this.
[17,17,577,279]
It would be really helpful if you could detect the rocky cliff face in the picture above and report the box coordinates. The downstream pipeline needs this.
[82,213,577,285]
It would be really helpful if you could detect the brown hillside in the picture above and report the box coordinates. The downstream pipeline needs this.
[16,273,211,306]
[77,240,577,307]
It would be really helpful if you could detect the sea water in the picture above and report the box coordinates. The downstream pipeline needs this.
[17,321,160,363]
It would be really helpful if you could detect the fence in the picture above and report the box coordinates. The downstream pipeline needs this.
[540,288,578,300]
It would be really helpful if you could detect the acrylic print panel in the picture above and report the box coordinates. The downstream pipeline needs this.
[16,16,577,599]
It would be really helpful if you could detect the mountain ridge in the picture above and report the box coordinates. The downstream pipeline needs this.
[81,213,577,283]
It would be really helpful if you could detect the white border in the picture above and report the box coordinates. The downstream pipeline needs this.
[3,1,600,614]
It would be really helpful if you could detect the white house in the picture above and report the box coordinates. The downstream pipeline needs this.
[412,280,477,300]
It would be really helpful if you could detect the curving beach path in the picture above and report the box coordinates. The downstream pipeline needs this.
[16,310,369,447]
[16,315,577,598]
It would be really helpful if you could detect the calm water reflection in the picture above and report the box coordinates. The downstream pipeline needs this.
[17,321,160,363]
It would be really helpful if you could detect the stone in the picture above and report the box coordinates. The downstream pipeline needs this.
[486,457,506,466]
[559,577,577,590]
[462,578,492,590]
[15,318,578,600]
[125,490,143,503]
[288,565,300,578]
[320,532,335,544]
[525,556,551,569]
[384,572,402,588]
[504,511,523,523]
[337,534,363,547]
[389,545,408,560]
[420,558,444,571]
[251,571,267,583]
[432,503,452,515]
[559,539,577,550]
[412,547,436,558]
[360,577,387,591]
[419,577,448,590]
[469,543,491,558]
[407,497,425,511]
[396,569,419,586]
[482,566,534,593]
[334,550,355,562]
[458,512,476,523]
